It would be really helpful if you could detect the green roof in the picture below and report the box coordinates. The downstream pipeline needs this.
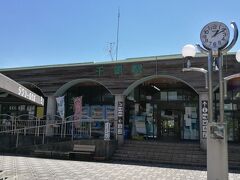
[0,52,235,72]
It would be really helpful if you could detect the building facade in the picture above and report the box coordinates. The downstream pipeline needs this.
[0,53,240,149]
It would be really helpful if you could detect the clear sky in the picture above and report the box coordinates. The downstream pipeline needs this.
[0,0,240,68]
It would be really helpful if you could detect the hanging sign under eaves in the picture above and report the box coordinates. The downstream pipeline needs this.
[0,73,44,106]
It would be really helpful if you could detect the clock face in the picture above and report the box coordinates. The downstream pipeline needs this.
[200,22,230,50]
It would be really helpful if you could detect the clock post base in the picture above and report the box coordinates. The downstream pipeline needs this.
[207,122,228,180]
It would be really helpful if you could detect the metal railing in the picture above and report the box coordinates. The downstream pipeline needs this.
[0,114,14,133]
[0,114,47,136]
[0,114,114,147]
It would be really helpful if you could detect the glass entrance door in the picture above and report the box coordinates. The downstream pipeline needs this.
[157,109,181,140]
[161,111,175,137]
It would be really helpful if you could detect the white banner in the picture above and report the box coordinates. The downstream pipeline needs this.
[56,96,65,119]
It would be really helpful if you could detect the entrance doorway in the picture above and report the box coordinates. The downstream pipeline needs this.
[157,109,181,140]
[143,104,182,141]
[125,76,199,141]
[151,103,182,140]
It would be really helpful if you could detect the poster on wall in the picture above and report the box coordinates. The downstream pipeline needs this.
[184,106,199,140]
[105,106,115,120]
[82,105,90,118]
[202,100,208,139]
[91,105,104,119]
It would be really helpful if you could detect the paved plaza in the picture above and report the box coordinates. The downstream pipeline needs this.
[0,155,239,180]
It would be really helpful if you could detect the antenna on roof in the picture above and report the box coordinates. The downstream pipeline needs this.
[115,7,120,61]
[107,42,115,61]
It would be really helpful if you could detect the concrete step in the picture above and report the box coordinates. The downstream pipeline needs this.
[114,150,206,157]
[112,140,240,169]
[117,147,205,154]
[228,145,240,153]
[229,161,240,169]
[123,144,200,149]
[228,155,240,161]
[124,140,201,148]
[114,154,206,163]
[111,156,206,167]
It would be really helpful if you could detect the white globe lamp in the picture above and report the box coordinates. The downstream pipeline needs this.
[236,50,240,62]
[182,44,196,68]
[182,44,196,58]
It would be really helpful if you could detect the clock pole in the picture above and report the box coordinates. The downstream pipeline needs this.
[182,21,239,180]
[218,54,224,124]
[199,22,238,180]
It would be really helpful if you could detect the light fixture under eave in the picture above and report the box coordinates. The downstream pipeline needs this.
[127,95,136,102]
[151,85,160,91]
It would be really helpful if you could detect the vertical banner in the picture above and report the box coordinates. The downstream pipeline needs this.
[74,96,82,128]
[202,100,208,139]
[117,101,123,135]
[104,122,110,141]
[56,96,65,119]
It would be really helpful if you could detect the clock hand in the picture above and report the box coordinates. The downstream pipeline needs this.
[212,30,219,38]
[212,29,226,38]
[217,29,226,34]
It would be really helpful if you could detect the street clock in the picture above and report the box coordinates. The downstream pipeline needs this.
[200,21,230,50]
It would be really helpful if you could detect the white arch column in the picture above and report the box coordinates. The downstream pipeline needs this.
[114,94,125,145]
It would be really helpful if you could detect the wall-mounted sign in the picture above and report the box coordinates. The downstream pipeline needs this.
[202,100,208,139]
[96,63,144,77]
[0,73,44,106]
[210,123,225,139]
[117,101,123,135]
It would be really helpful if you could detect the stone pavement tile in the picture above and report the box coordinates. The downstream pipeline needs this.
[0,155,239,180]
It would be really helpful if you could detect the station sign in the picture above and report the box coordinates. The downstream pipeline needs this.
[0,73,44,106]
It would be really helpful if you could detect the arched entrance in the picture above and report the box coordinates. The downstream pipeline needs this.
[65,81,114,117]
[54,79,115,139]
[124,75,199,141]
[55,79,114,117]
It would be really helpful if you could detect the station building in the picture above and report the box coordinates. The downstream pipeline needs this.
[0,53,240,150]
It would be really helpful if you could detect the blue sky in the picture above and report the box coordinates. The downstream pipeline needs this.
[0,0,240,68]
